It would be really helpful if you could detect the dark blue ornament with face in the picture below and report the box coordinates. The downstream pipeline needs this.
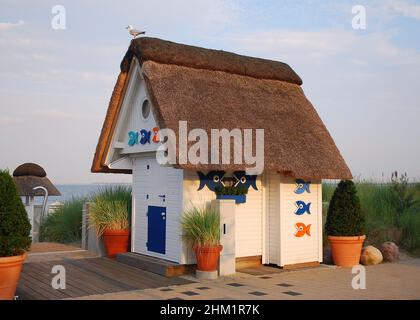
[233,171,258,191]
[139,129,151,145]
[295,179,311,194]
[197,171,225,191]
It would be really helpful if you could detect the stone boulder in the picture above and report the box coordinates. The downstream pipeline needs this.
[381,242,399,262]
[360,245,383,265]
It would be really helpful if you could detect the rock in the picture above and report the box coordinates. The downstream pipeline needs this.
[360,245,383,265]
[323,247,333,265]
[381,242,399,262]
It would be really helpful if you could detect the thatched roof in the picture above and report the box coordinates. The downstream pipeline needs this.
[14,163,47,177]
[13,163,61,197]
[92,37,352,180]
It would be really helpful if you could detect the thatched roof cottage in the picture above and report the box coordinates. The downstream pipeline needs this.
[92,38,351,271]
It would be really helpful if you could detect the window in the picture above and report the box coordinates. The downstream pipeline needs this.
[141,99,150,120]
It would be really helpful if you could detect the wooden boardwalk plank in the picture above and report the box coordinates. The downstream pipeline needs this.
[17,256,192,300]
[21,263,85,298]
[84,258,187,288]
[37,259,119,294]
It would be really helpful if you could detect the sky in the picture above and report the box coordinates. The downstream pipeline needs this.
[0,0,419,184]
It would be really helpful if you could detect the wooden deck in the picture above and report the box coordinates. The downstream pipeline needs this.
[16,256,192,300]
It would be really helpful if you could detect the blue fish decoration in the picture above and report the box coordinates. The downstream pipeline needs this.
[128,131,139,146]
[140,129,151,145]
[233,171,258,190]
[295,179,311,194]
[295,201,311,215]
[197,171,225,191]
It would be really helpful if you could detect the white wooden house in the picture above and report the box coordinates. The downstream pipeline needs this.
[92,38,351,268]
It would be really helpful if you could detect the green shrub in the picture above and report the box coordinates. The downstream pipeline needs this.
[325,180,365,236]
[41,197,85,243]
[0,169,31,256]
[323,178,420,255]
[181,206,220,247]
[215,186,248,196]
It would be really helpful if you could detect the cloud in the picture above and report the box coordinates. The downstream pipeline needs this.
[224,29,410,64]
[0,20,24,31]
[385,0,420,19]
[221,27,420,179]
[0,115,21,123]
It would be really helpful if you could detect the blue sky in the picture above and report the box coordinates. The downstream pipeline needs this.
[1,0,419,183]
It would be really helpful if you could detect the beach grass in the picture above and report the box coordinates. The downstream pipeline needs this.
[41,185,132,244]
[323,178,420,256]
[40,197,85,244]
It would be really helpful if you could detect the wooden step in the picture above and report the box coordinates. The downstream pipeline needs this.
[116,252,195,277]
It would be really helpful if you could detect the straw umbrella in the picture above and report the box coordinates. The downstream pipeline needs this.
[12,163,61,242]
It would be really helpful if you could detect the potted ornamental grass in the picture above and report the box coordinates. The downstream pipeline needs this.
[215,186,248,204]
[0,170,31,300]
[181,206,222,273]
[325,180,366,267]
[89,186,131,258]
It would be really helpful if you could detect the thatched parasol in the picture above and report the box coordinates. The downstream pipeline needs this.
[13,163,61,197]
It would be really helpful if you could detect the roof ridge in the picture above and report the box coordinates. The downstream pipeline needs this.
[120,37,303,85]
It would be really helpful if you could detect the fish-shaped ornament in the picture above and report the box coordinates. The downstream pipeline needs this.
[294,179,311,194]
[295,223,311,237]
[233,171,258,191]
[197,171,225,191]
[295,201,311,215]
[152,127,160,143]
[128,131,139,146]
[140,129,151,145]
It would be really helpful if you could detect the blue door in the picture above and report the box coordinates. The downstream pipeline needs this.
[147,206,166,254]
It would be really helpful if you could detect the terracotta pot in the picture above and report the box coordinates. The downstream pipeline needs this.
[0,254,26,300]
[194,245,223,272]
[328,235,366,267]
[103,229,130,258]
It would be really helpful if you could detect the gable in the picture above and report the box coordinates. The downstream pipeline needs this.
[104,59,161,170]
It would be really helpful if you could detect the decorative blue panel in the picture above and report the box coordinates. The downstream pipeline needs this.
[216,194,246,204]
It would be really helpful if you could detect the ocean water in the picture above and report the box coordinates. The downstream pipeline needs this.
[32,184,131,204]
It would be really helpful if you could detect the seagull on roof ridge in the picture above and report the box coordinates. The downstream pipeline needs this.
[126,25,146,39]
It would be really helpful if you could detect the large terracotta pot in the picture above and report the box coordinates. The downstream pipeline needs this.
[194,245,223,271]
[103,229,130,258]
[0,254,26,300]
[328,235,365,267]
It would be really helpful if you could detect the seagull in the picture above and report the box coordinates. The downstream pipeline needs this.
[126,25,146,39]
